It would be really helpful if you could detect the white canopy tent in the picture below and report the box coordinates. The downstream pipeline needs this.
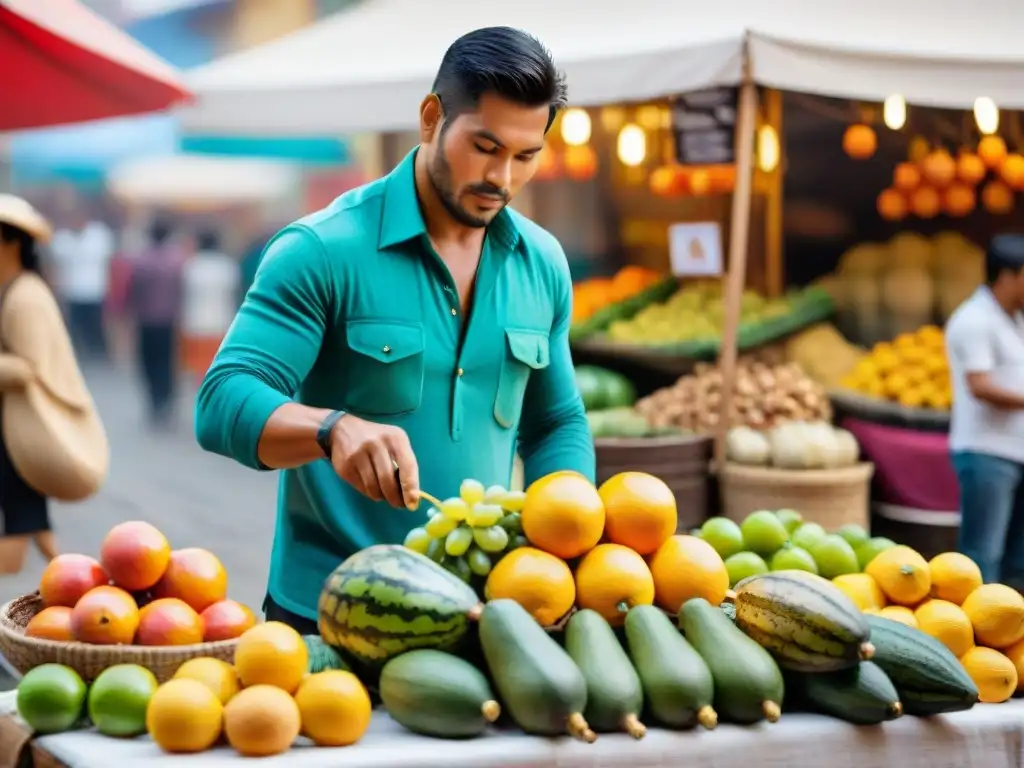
[182,0,1024,136]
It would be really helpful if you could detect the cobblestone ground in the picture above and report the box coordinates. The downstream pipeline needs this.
[1,365,278,687]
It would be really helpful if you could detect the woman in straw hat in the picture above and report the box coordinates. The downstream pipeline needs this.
[0,195,108,574]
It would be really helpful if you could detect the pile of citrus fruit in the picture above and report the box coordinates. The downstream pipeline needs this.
[406,470,732,627]
[16,622,373,756]
[693,510,1024,705]
[26,520,255,646]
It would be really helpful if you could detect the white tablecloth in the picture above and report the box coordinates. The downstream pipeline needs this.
[5,696,1023,768]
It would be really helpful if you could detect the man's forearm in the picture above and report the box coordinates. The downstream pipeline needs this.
[520,404,596,486]
[257,402,334,469]
[971,380,1024,410]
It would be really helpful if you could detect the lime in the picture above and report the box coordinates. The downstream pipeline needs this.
[837,524,870,550]
[87,664,158,737]
[700,517,746,559]
[740,510,790,556]
[725,551,770,587]
[855,537,897,570]
[775,509,804,533]
[16,664,86,734]
[769,545,819,574]
[809,534,860,579]
[790,522,828,551]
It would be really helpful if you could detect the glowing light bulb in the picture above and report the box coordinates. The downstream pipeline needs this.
[883,94,907,130]
[974,97,999,136]
[616,124,647,167]
[757,125,780,172]
[560,108,592,147]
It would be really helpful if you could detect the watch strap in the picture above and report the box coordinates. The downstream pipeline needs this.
[316,410,347,459]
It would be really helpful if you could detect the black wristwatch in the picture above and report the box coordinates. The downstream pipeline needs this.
[316,410,347,459]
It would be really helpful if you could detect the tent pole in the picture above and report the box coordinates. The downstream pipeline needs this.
[764,88,785,297]
[714,75,759,471]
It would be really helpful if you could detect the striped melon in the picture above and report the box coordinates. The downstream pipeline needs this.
[318,544,483,667]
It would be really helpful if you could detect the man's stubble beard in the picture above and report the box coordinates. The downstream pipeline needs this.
[427,140,502,230]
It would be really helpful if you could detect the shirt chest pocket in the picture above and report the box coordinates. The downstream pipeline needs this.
[494,328,550,428]
[344,320,425,416]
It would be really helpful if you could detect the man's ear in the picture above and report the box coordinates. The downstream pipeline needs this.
[420,94,443,144]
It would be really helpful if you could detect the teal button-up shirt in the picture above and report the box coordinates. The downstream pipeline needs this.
[195,149,595,619]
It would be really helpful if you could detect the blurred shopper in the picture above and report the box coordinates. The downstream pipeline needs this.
[946,234,1024,589]
[182,228,240,380]
[128,219,183,428]
[50,208,116,363]
[0,196,109,573]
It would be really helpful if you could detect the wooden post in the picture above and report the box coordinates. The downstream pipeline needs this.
[714,77,759,470]
[764,89,785,297]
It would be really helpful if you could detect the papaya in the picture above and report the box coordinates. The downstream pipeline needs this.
[624,605,716,730]
[679,597,785,724]
[478,599,595,742]
[564,609,646,738]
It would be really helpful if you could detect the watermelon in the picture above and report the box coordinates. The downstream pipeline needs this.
[575,365,637,411]
[318,545,483,668]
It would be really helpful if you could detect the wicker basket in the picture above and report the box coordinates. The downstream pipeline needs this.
[719,462,875,531]
[0,593,238,683]
[595,434,712,531]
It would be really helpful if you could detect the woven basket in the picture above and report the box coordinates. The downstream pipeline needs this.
[719,462,875,531]
[0,593,238,683]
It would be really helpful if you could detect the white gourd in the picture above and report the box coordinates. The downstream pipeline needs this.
[830,428,861,468]
[726,426,771,466]
[770,422,812,469]
[802,422,837,469]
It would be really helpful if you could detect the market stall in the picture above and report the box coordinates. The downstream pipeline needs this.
[0,0,191,130]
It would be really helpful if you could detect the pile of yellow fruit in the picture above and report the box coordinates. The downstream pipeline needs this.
[831,547,1024,704]
[839,325,951,410]
[148,622,371,756]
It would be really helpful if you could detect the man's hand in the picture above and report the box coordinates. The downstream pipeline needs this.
[330,415,420,509]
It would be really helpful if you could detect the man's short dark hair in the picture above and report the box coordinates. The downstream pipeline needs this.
[431,26,568,132]
[986,234,1024,284]
[150,219,172,246]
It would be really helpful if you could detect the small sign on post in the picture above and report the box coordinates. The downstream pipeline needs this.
[671,88,739,166]
[668,221,723,277]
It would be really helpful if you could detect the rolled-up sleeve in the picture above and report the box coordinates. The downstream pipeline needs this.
[194,226,336,469]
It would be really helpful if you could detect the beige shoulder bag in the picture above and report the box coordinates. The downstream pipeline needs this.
[0,275,109,501]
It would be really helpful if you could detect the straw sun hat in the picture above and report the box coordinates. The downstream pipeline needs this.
[0,194,52,244]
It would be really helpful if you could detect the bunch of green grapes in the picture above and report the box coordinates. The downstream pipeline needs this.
[403,479,528,582]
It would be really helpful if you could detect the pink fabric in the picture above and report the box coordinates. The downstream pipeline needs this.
[842,418,960,512]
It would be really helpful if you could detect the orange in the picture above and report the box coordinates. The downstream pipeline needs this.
[1001,637,1024,694]
[960,646,1018,704]
[914,599,975,658]
[575,544,655,626]
[100,521,171,592]
[233,621,308,693]
[146,678,224,753]
[521,472,605,560]
[647,535,729,613]
[294,671,372,747]
[152,548,228,613]
[598,472,677,555]
[70,586,140,645]
[484,547,575,626]
[136,598,204,646]
[24,606,74,641]
[961,583,1024,649]
[928,552,983,605]
[223,685,301,757]
[877,605,918,628]
[174,657,241,705]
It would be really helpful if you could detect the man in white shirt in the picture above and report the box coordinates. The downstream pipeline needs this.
[50,213,116,363]
[945,234,1024,589]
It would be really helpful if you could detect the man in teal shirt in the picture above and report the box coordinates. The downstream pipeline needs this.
[194,26,595,633]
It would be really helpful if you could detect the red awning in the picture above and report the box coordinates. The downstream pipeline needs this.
[0,0,192,131]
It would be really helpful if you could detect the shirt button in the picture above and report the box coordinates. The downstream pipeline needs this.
[451,307,457,316]
[382,345,391,354]
[457,368,464,377]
